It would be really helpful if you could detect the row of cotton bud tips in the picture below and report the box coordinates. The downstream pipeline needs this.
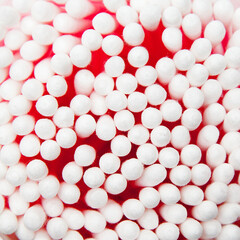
[0,0,240,239]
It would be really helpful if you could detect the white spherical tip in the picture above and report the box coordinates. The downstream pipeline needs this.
[81,29,102,51]
[122,198,145,220]
[0,47,13,68]
[116,6,138,27]
[19,181,40,202]
[145,84,167,107]
[229,148,240,171]
[0,209,18,235]
[36,95,58,117]
[0,179,15,196]
[104,174,127,195]
[170,165,191,186]
[99,153,120,174]
[74,144,96,167]
[221,131,240,154]
[141,107,162,129]
[137,143,158,165]
[224,46,240,68]
[74,69,94,95]
[217,203,239,225]
[75,114,96,138]
[156,223,179,240]
[116,73,137,94]
[180,218,203,240]
[20,16,38,35]
[201,220,222,239]
[105,56,125,77]
[0,123,16,145]
[102,35,124,56]
[162,6,182,28]
[83,167,105,188]
[8,192,29,216]
[218,68,240,90]
[39,175,60,199]
[160,100,182,122]
[58,182,80,204]
[223,109,240,132]
[56,128,77,149]
[205,182,228,204]
[51,53,73,76]
[218,224,240,240]
[0,79,22,101]
[103,0,127,13]
[6,163,27,187]
[127,92,147,113]
[180,185,204,206]
[16,217,35,240]
[203,103,226,126]
[92,12,116,34]
[19,134,40,157]
[46,217,68,240]
[34,58,54,83]
[61,207,85,230]
[123,22,145,46]
[183,87,204,109]
[121,158,144,181]
[212,163,234,184]
[111,135,131,157]
[114,110,134,132]
[227,183,240,203]
[159,147,179,168]
[181,108,202,131]
[171,126,190,150]
[180,144,201,166]
[23,205,46,231]
[160,204,187,224]
[47,75,68,97]
[95,228,118,240]
[128,124,149,145]
[4,29,28,51]
[0,102,12,125]
[135,65,157,87]
[90,92,108,116]
[53,35,80,54]
[84,210,106,234]
[222,88,240,111]
[190,38,212,62]
[138,164,167,187]
[70,44,92,68]
[0,143,20,166]
[62,162,83,184]
[21,78,44,101]
[158,183,180,205]
[26,159,48,181]
[40,140,61,161]
[116,220,140,240]
[204,53,226,76]
[139,187,160,209]
[70,95,91,116]
[162,27,182,53]
[63,230,84,240]
[150,125,171,147]
[187,64,209,87]
[173,49,195,71]
[85,188,108,209]
[34,119,56,140]
[128,46,149,68]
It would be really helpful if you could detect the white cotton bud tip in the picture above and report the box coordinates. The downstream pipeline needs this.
[6,163,27,187]
[83,167,105,188]
[23,205,46,231]
[162,6,182,28]
[19,181,40,202]
[159,147,179,169]
[217,203,240,225]
[223,88,240,111]
[102,35,124,56]
[0,143,20,166]
[12,115,35,137]
[150,125,171,147]
[9,59,33,82]
[81,30,102,52]
[0,6,20,28]
[170,165,191,187]
[226,184,240,203]
[0,161,7,179]
[12,0,35,14]
[180,185,204,206]
[104,174,127,195]
[141,107,162,129]
[229,148,240,171]
[0,210,18,235]
[204,53,226,76]
[225,46,240,68]
[192,200,218,222]
[197,125,220,150]
[99,153,120,174]
[92,12,116,35]
[138,164,167,187]
[212,163,235,184]
[85,188,108,209]
[218,225,240,240]
[182,13,202,40]
[123,22,145,46]
[26,159,48,182]
[0,195,4,214]
[103,0,127,13]
[171,126,190,150]
[20,16,38,36]
[34,58,54,83]
[181,108,202,130]
[70,95,91,116]
[53,35,80,54]
[122,198,145,220]
[223,109,240,132]
[191,164,211,186]
[135,65,157,87]
[94,229,118,240]
[84,210,106,234]
[56,128,77,149]
[190,38,212,62]
[8,95,32,117]
[160,204,187,224]
[94,73,114,96]
[158,183,180,205]
[162,27,182,53]
[40,140,61,161]
[180,218,203,240]
[74,144,96,167]
[70,44,92,68]
[51,53,73,77]
[63,230,84,240]
[0,102,11,125]
[201,220,222,239]
[16,218,35,240]
[62,208,85,230]
[62,161,83,185]
[116,73,137,94]
[205,182,228,204]
[21,78,44,101]
[228,30,240,48]
[36,95,58,117]
[47,75,67,97]
[187,64,209,87]
[203,103,226,126]
[34,119,56,140]
[218,68,240,90]
[9,192,29,216]
[121,158,144,180]
[128,92,147,113]
[139,187,160,209]
[0,47,13,68]
[90,94,107,116]
[183,87,204,109]
[137,143,158,165]
[58,182,80,204]
[160,100,182,122]
[128,124,149,145]
[19,134,40,157]
[75,114,96,138]
[114,110,135,131]
[66,0,94,19]
[169,74,189,100]
[128,46,149,68]
[39,175,60,199]
[116,220,140,240]
[0,124,16,145]
[138,209,159,230]
[116,5,138,27]
[156,223,179,240]
[111,135,131,157]
[174,49,195,71]
[105,56,125,77]
[180,144,201,167]
[0,79,21,101]
[0,179,15,196]
[47,217,68,240]
[34,230,51,240]
[221,131,240,154]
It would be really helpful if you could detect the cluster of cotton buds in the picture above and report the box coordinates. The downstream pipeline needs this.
[0,0,240,239]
